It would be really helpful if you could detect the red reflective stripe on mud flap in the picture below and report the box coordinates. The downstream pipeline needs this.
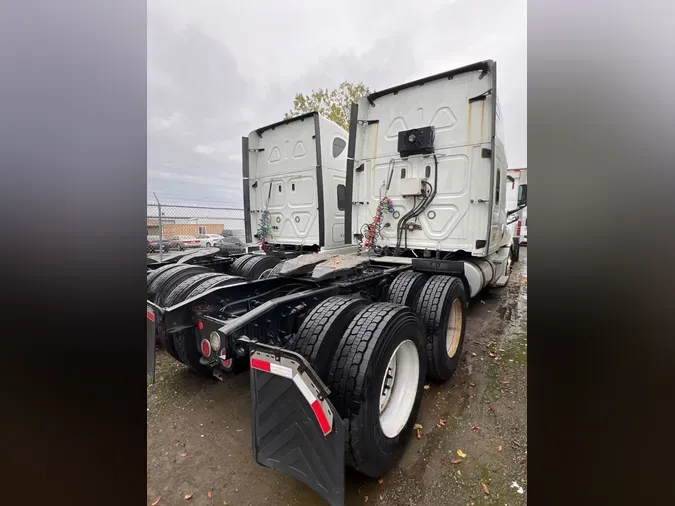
[250,358,271,372]
[293,374,332,436]
[311,400,331,436]
[251,358,293,378]
[147,311,155,322]
[253,355,332,435]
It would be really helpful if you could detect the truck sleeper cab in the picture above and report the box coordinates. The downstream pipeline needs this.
[346,59,517,296]
[243,111,350,254]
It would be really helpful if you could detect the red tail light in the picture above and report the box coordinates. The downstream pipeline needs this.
[516,220,522,236]
[201,339,212,357]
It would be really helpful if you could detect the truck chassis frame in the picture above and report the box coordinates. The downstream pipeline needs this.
[147,257,413,506]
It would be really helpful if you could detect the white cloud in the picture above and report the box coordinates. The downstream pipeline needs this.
[148,112,181,131]
[147,0,527,203]
[193,145,215,155]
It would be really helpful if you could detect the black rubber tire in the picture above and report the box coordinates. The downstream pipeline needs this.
[502,250,515,287]
[186,274,246,298]
[265,262,286,278]
[327,302,427,478]
[386,271,428,307]
[414,275,468,382]
[229,254,256,276]
[163,273,243,368]
[290,296,369,381]
[239,255,280,280]
[156,272,219,363]
[258,260,283,279]
[147,265,209,303]
[148,266,208,360]
[152,266,211,307]
[163,272,223,308]
[146,263,183,290]
[512,240,520,263]
[173,328,213,378]
[156,330,181,361]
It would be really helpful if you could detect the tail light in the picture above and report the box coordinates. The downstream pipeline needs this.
[200,339,212,357]
[516,220,522,236]
[209,331,222,352]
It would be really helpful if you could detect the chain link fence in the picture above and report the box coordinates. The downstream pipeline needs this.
[147,198,247,261]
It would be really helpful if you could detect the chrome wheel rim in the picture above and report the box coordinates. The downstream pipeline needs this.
[258,268,273,280]
[379,339,420,438]
[446,298,463,358]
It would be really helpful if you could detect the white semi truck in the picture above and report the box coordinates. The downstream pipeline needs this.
[510,168,528,244]
[506,167,528,258]
[146,60,526,506]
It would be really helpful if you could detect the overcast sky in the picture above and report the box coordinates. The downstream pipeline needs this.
[147,0,527,206]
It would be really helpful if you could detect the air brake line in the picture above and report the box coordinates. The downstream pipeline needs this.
[394,154,438,255]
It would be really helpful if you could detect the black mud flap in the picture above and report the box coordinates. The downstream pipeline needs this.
[146,304,158,384]
[249,344,345,506]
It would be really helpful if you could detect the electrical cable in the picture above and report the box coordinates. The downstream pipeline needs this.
[394,154,438,255]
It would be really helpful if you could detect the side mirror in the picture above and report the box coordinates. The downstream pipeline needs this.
[517,184,528,207]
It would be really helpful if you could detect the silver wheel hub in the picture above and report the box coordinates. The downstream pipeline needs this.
[379,354,398,413]
[378,339,420,438]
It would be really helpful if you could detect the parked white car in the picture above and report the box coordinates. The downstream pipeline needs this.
[198,234,225,247]
[171,235,201,248]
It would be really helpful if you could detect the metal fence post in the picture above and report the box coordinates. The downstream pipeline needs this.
[147,199,247,257]
[154,192,163,262]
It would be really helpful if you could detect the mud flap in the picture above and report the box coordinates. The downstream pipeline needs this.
[146,305,157,384]
[249,344,345,506]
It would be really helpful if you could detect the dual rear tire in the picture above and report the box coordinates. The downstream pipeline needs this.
[229,254,281,280]
[289,271,468,477]
[146,267,247,377]
[387,271,468,382]
[290,297,427,478]
[414,275,468,382]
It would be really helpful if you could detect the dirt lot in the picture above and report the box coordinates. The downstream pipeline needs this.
[147,248,527,506]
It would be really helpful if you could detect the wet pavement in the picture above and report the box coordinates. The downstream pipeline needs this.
[147,248,527,506]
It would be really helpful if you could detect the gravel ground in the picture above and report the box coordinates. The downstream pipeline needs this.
[147,248,527,506]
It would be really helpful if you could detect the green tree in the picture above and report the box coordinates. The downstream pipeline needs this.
[284,81,371,131]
